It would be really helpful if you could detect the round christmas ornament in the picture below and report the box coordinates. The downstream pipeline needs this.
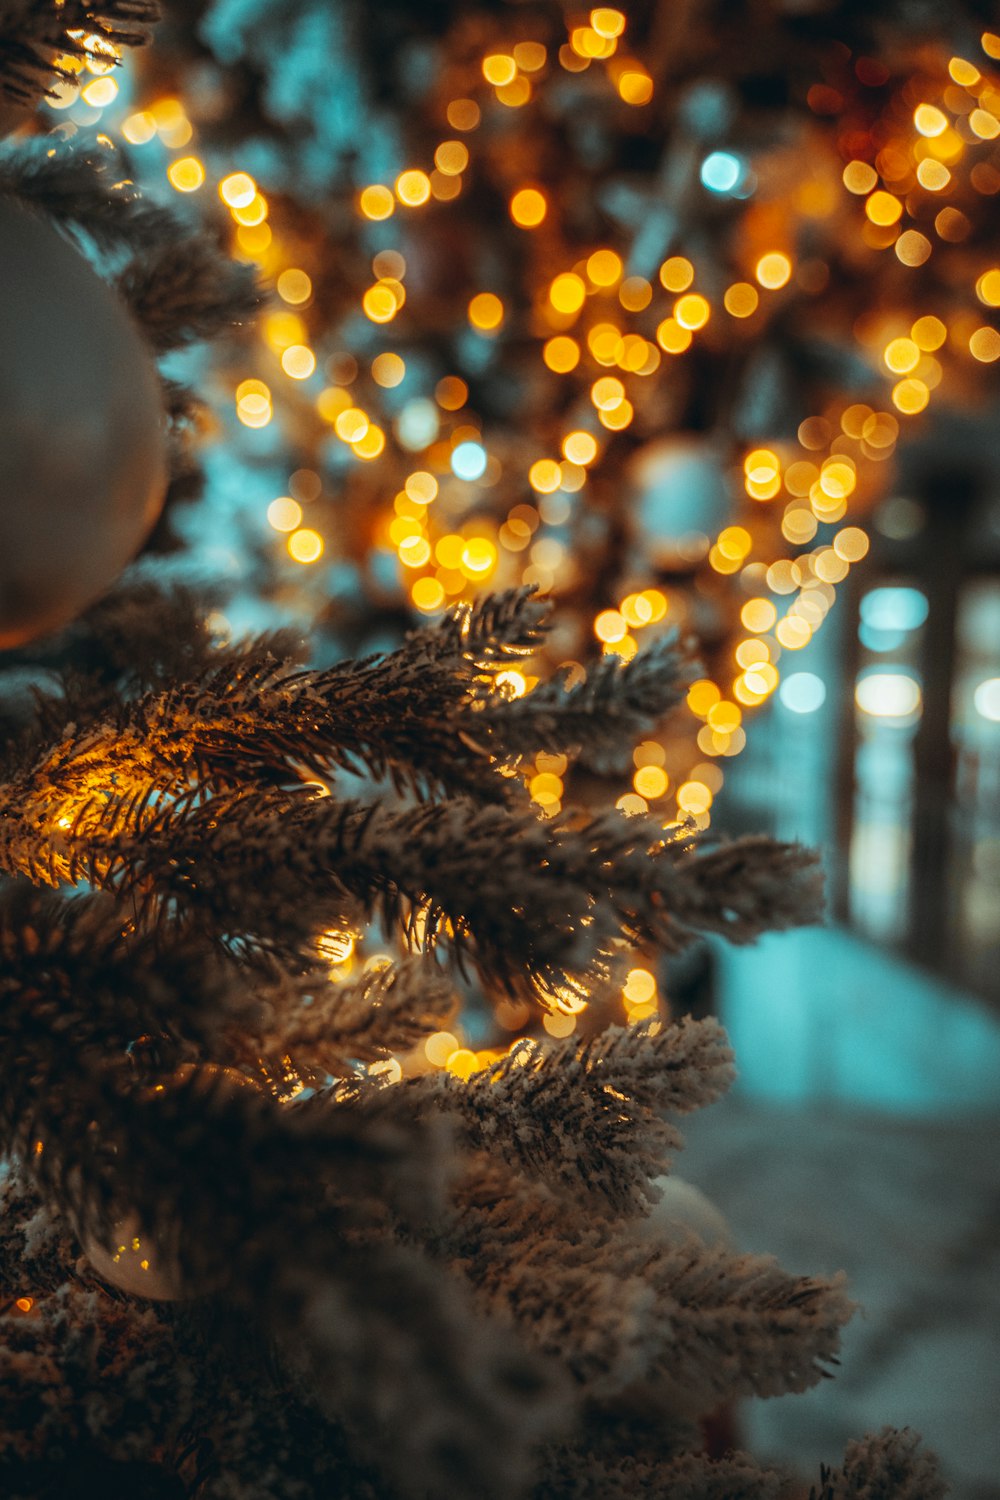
[80,1209,183,1301]
[0,196,168,648]
[80,1063,261,1298]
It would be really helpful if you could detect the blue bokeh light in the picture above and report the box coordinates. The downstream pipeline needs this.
[860,586,929,633]
[451,440,488,481]
[779,672,827,714]
[700,150,743,193]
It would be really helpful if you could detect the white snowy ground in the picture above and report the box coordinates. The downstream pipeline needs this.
[679,927,1000,1500]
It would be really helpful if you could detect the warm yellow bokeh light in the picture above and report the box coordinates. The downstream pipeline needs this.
[916,159,951,191]
[236,393,271,429]
[436,375,468,409]
[622,594,654,627]
[461,537,497,574]
[435,139,469,176]
[232,194,267,226]
[600,400,633,431]
[591,376,625,410]
[167,156,205,192]
[236,378,269,402]
[513,41,547,71]
[724,282,759,317]
[677,780,713,815]
[447,98,481,130]
[911,315,946,350]
[398,537,431,568]
[736,638,770,668]
[267,497,302,532]
[914,103,948,137]
[970,109,1000,140]
[624,967,656,1004]
[264,311,305,351]
[316,387,350,423]
[592,7,626,36]
[482,53,517,85]
[656,318,692,354]
[843,160,878,194]
[744,448,780,481]
[619,276,652,310]
[288,529,324,563]
[122,111,157,144]
[587,249,623,286]
[687,679,721,717]
[353,425,386,460]
[150,97,192,146]
[718,525,751,560]
[659,256,694,292]
[362,284,398,323]
[865,191,903,225]
[883,337,920,373]
[430,170,461,202]
[949,57,980,86]
[81,76,118,107]
[707,701,742,733]
[776,616,812,649]
[281,345,316,380]
[529,459,562,493]
[970,326,1000,362]
[510,187,547,227]
[633,741,665,771]
[833,527,869,562]
[543,336,580,372]
[976,270,1000,307]
[560,463,586,492]
[469,292,505,331]
[595,609,627,643]
[276,268,312,304]
[405,471,438,504]
[238,220,274,256]
[496,75,532,107]
[589,323,624,363]
[634,764,668,799]
[335,407,369,443]
[755,252,792,288]
[550,272,587,314]
[741,598,777,633]
[618,70,653,105]
[562,430,598,465]
[412,577,446,612]
[674,293,710,329]
[373,352,406,387]
[359,185,395,220]
[895,230,932,266]
[220,172,256,208]
[425,1031,460,1067]
[396,170,431,206]
[819,460,856,498]
[891,378,930,413]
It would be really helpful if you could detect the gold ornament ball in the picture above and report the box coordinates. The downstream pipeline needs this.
[0,196,168,648]
[81,1210,183,1301]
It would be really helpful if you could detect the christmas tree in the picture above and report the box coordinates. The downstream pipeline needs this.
[0,2,973,1496]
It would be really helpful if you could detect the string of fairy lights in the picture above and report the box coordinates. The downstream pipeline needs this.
[35,9,1000,1054]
